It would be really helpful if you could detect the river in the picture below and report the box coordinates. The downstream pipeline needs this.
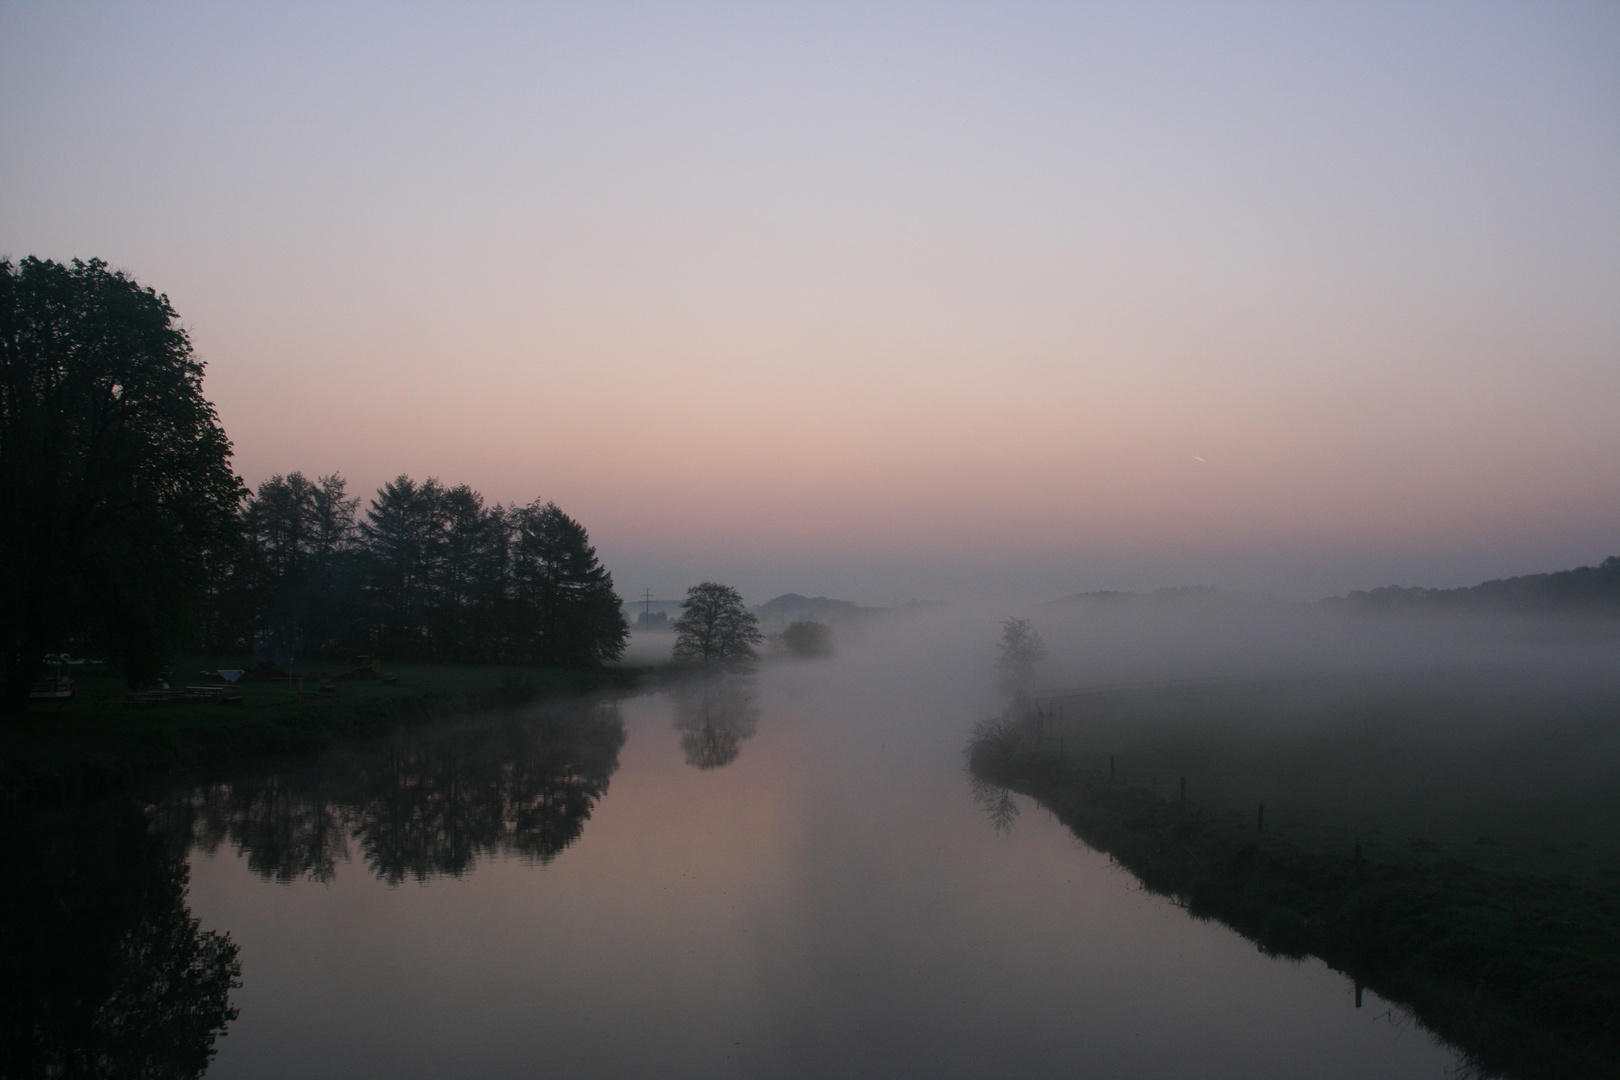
[137,641,1465,1079]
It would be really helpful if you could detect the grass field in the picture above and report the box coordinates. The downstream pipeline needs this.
[968,666,1620,1080]
[0,655,645,794]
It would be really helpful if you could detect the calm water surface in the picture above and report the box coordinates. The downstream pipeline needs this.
[161,646,1462,1079]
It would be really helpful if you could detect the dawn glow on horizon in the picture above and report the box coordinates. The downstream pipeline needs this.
[3,1,1616,602]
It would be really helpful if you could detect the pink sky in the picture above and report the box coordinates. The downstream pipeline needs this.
[3,2,1616,602]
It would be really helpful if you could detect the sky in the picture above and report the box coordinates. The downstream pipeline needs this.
[2,1,1617,605]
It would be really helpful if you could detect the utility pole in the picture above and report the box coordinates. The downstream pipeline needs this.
[641,588,655,628]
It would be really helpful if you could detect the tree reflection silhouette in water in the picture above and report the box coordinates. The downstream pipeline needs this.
[968,775,1020,837]
[671,678,760,770]
[154,701,626,885]
[0,800,240,1078]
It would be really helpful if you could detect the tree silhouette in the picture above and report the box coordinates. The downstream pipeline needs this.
[510,501,628,667]
[154,702,627,884]
[780,619,834,658]
[0,799,240,1077]
[201,472,630,668]
[968,774,1021,837]
[0,257,245,709]
[361,475,449,661]
[157,778,354,884]
[213,471,362,658]
[672,583,762,671]
[995,616,1046,689]
[671,678,761,769]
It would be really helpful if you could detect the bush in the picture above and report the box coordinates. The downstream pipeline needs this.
[781,620,833,658]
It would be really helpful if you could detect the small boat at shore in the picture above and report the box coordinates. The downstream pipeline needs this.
[29,656,82,699]
[29,676,74,699]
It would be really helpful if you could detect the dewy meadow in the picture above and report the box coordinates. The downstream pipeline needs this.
[3,3,1618,1079]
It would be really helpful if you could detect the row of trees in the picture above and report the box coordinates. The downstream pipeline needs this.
[2,255,795,704]
[205,472,628,667]
[2,256,633,704]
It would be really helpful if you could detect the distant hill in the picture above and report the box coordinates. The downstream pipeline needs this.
[1048,589,1135,606]
[756,594,885,625]
[1323,556,1620,613]
[1046,586,1272,609]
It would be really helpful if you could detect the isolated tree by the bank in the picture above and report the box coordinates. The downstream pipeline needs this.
[0,257,244,709]
[995,616,1046,688]
[672,583,762,670]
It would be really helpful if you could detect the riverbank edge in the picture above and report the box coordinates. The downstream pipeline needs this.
[0,665,653,798]
[967,729,1619,1080]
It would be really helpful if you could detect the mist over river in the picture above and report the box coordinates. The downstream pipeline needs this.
[161,615,1482,1079]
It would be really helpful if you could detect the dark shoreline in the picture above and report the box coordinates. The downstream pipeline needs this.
[967,703,1620,1080]
[0,662,650,798]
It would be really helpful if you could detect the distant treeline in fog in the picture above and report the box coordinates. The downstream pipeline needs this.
[1045,558,1620,614]
[1324,555,1620,613]
[198,473,626,666]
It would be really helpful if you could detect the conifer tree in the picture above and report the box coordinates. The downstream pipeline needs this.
[510,501,627,666]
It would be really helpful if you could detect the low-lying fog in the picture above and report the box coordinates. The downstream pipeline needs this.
[631,593,1620,698]
[157,593,1620,1079]
[631,594,1620,856]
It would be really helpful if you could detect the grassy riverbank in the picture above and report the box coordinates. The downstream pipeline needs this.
[968,671,1620,1080]
[0,656,646,794]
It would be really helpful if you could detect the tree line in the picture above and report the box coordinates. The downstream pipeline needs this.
[202,471,628,667]
[1324,555,1620,613]
[2,257,630,706]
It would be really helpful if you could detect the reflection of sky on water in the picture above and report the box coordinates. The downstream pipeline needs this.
[184,655,1460,1079]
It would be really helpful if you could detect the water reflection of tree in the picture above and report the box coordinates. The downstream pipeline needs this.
[671,678,760,769]
[160,775,354,883]
[968,775,1021,836]
[966,708,1028,836]
[154,701,626,885]
[0,800,240,1078]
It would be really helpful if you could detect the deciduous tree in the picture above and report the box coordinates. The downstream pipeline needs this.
[0,257,244,709]
[672,583,762,670]
[995,616,1046,688]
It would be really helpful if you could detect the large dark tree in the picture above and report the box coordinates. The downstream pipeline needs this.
[209,471,361,657]
[671,582,762,670]
[360,475,448,661]
[432,484,507,661]
[510,501,628,666]
[0,258,244,709]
